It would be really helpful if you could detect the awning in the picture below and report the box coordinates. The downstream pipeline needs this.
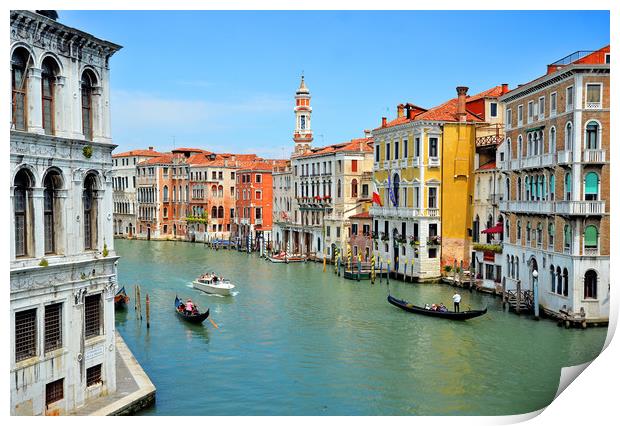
[481,223,503,234]
[526,125,545,132]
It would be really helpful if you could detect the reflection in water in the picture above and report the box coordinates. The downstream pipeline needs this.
[115,239,607,416]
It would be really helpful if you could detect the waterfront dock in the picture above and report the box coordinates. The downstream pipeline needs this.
[72,334,155,416]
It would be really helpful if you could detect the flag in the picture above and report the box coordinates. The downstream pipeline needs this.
[387,174,397,207]
[372,178,383,207]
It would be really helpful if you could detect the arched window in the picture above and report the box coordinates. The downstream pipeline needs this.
[14,169,34,257]
[81,70,96,141]
[41,57,59,135]
[218,206,224,218]
[584,172,599,201]
[527,133,532,156]
[337,179,342,198]
[172,187,176,202]
[211,206,217,218]
[186,185,189,201]
[550,174,555,201]
[549,127,556,153]
[486,214,493,243]
[565,122,573,150]
[516,220,522,240]
[556,266,562,294]
[218,185,223,198]
[564,171,572,200]
[584,270,598,299]
[351,179,358,198]
[517,177,521,200]
[11,48,30,131]
[548,223,555,249]
[44,170,62,254]
[392,173,402,207]
[525,176,530,200]
[584,225,599,250]
[517,135,523,159]
[515,257,519,280]
[505,177,510,200]
[550,265,556,293]
[212,185,217,197]
[526,221,531,243]
[473,215,480,243]
[585,121,599,150]
[564,224,572,252]
[505,217,510,241]
[163,185,169,201]
[506,138,512,160]
[562,268,569,296]
[83,173,98,250]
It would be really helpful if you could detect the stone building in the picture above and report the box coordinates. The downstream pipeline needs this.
[272,76,375,261]
[112,147,161,237]
[371,87,504,280]
[498,46,610,323]
[10,10,121,415]
[272,162,293,251]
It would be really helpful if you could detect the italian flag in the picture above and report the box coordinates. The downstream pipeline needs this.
[372,178,383,206]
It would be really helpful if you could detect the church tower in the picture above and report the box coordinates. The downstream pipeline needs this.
[293,75,313,155]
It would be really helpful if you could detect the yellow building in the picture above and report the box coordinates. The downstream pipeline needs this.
[371,86,505,280]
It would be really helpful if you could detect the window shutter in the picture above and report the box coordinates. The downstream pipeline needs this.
[584,225,598,247]
[585,173,599,195]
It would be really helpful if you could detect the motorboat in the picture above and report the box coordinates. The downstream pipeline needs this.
[193,273,236,296]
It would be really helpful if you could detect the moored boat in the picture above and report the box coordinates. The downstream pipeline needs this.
[114,286,130,309]
[174,296,210,324]
[268,252,306,263]
[387,295,487,320]
[192,273,236,296]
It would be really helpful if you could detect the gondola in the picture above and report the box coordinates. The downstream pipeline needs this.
[387,295,487,320]
[114,286,130,309]
[174,296,210,324]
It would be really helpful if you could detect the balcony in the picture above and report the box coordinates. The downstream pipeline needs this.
[510,159,520,170]
[555,200,605,215]
[521,156,541,169]
[400,158,408,168]
[585,101,602,110]
[499,200,554,214]
[391,159,400,169]
[370,206,440,218]
[383,161,389,169]
[582,149,606,163]
[557,150,573,165]
[541,153,555,167]
[583,247,600,256]
[411,157,420,168]
[255,218,263,225]
[428,157,440,167]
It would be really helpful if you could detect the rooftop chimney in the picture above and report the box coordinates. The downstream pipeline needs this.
[501,83,509,95]
[381,117,387,127]
[456,86,469,122]
[148,146,154,151]
[397,104,404,118]
[364,129,372,138]
[407,108,416,120]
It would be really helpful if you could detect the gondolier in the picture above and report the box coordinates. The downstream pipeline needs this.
[453,291,462,312]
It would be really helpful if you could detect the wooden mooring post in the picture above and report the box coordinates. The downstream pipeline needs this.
[146,294,150,329]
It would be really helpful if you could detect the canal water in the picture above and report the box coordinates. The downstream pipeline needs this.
[114,239,607,416]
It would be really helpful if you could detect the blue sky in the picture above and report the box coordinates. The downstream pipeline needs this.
[58,10,609,158]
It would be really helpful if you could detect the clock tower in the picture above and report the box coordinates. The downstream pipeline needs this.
[293,75,313,155]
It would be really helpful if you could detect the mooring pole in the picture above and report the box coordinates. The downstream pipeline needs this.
[146,294,151,329]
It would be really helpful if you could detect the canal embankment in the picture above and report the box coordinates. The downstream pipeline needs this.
[71,334,155,416]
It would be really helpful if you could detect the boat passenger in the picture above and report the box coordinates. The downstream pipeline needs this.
[185,299,194,313]
[438,303,448,313]
[430,304,437,311]
[424,304,431,310]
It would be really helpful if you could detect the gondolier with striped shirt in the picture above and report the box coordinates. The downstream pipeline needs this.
[452,291,462,312]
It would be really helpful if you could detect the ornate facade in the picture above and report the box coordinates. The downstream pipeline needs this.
[10,10,121,415]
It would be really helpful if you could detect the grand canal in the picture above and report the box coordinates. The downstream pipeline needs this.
[114,239,607,416]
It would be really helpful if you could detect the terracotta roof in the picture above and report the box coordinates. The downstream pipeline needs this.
[478,161,497,171]
[298,137,373,158]
[349,211,372,219]
[172,147,210,154]
[113,148,162,158]
[413,97,483,122]
[465,86,504,103]
[137,153,179,166]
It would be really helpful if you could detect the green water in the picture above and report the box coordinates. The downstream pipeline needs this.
[114,239,607,415]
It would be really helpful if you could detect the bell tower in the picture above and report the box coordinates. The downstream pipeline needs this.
[293,75,313,155]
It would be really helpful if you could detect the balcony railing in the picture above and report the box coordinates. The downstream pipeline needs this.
[541,153,555,167]
[510,159,520,169]
[499,200,554,214]
[585,102,602,110]
[583,247,600,256]
[411,157,420,168]
[557,150,573,165]
[555,200,605,215]
[400,158,408,168]
[255,218,263,225]
[370,206,440,218]
[583,149,606,163]
[428,157,440,167]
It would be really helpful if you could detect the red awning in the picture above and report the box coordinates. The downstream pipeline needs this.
[481,223,503,234]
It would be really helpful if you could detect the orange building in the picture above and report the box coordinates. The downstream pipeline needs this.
[234,160,287,251]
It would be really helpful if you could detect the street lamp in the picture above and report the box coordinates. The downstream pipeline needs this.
[532,269,539,319]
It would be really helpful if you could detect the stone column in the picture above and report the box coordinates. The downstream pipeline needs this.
[27,67,44,134]
[56,189,69,256]
[32,187,45,259]
[9,189,15,261]
[573,74,584,200]
[53,75,67,137]
[92,86,104,143]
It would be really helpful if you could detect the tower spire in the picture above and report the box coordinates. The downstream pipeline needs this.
[293,74,313,155]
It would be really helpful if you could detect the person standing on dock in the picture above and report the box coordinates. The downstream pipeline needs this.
[453,291,461,312]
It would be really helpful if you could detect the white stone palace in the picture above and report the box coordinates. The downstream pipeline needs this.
[10,10,122,415]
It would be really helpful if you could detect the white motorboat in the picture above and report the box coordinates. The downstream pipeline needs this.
[192,275,235,296]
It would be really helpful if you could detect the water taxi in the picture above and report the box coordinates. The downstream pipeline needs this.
[192,273,236,296]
